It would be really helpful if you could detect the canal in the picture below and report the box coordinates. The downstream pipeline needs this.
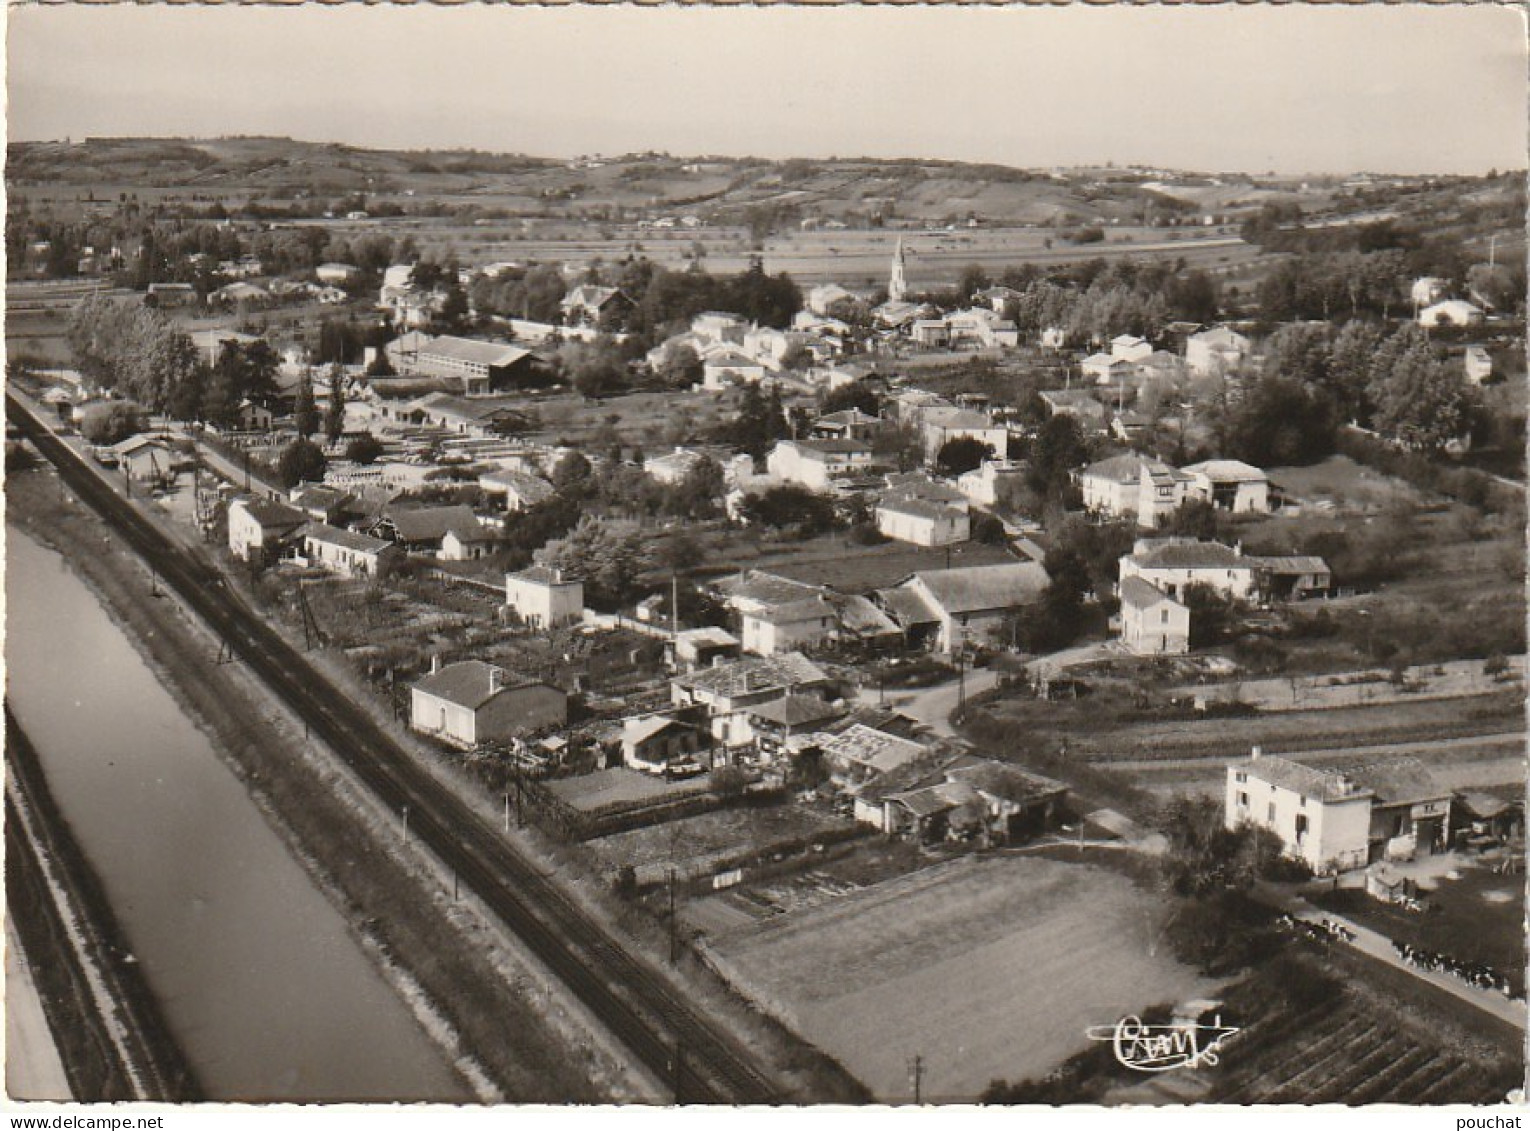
[5,527,469,1101]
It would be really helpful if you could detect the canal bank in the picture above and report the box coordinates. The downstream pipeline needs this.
[5,466,618,1101]
[6,708,199,1101]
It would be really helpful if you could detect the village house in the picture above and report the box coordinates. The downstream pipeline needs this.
[1118,537,1259,602]
[716,571,840,656]
[746,694,849,759]
[1078,454,1192,527]
[621,715,709,777]
[670,652,834,751]
[822,722,933,794]
[504,565,584,630]
[376,505,490,558]
[298,523,403,579]
[1082,353,1138,386]
[1418,300,1484,329]
[643,447,711,486]
[811,408,883,443]
[880,560,1050,653]
[1463,346,1494,384]
[702,346,768,391]
[1185,326,1250,377]
[290,484,359,526]
[398,392,530,436]
[1410,277,1448,308]
[957,459,1025,508]
[111,435,173,483]
[920,407,1008,462]
[876,494,971,547]
[806,283,859,318]
[1110,334,1153,363]
[1118,577,1190,655]
[670,626,742,671]
[1180,459,1271,513]
[1226,752,1453,874]
[765,437,874,492]
[410,658,567,749]
[877,757,1068,845]
[560,284,628,328]
[478,468,556,512]
[227,496,308,564]
[1038,389,1108,428]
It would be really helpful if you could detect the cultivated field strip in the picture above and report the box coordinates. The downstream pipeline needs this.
[10,395,778,1105]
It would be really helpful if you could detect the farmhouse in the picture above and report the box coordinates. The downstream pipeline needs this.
[298,523,403,579]
[1118,577,1190,656]
[227,496,307,564]
[505,565,584,630]
[671,626,742,671]
[1225,752,1452,874]
[1082,353,1137,386]
[291,484,360,525]
[377,505,489,557]
[878,757,1068,845]
[561,284,628,328]
[410,659,567,749]
[920,407,1008,461]
[823,723,932,791]
[1110,335,1153,363]
[1078,454,1191,527]
[1180,459,1271,513]
[957,459,1025,507]
[812,408,883,442]
[807,283,858,318]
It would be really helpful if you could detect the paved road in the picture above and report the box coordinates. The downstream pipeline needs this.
[864,668,1001,737]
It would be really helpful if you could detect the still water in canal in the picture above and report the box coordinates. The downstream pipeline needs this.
[6,528,469,1101]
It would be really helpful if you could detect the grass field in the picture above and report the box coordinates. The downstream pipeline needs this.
[705,853,1213,1101]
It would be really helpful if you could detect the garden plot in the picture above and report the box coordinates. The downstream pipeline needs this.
[705,853,1212,1101]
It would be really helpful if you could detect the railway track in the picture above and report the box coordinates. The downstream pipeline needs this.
[8,394,780,1104]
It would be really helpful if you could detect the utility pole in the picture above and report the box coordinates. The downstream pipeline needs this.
[908,1054,924,1105]
[400,803,410,843]
[503,791,511,834]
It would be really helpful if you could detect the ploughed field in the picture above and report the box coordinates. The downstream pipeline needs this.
[703,854,1212,1101]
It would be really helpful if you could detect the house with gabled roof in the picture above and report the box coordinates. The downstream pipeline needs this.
[479,468,555,512]
[299,522,403,579]
[1078,454,1192,527]
[1226,751,1452,873]
[670,652,834,750]
[505,565,584,630]
[621,714,709,777]
[410,657,567,749]
[1118,577,1190,655]
[882,560,1050,653]
[1181,459,1270,514]
[1038,389,1107,427]
[560,284,628,328]
[228,496,308,564]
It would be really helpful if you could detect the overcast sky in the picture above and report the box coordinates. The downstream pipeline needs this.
[7,3,1526,175]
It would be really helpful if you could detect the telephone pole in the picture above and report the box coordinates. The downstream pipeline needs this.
[667,867,678,965]
[908,1054,924,1104]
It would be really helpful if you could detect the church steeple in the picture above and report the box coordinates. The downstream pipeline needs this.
[889,236,908,303]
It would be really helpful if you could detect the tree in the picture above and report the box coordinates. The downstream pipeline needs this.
[935,436,994,477]
[1183,583,1234,649]
[1225,374,1338,467]
[550,450,594,496]
[541,516,648,608]
[80,401,147,445]
[736,484,838,537]
[654,341,703,389]
[669,457,725,520]
[275,437,327,490]
[325,366,347,444]
[1369,341,1472,453]
[293,372,318,438]
[1326,320,1385,424]
[345,433,384,465]
[820,380,881,417]
[958,264,991,301]
[708,765,749,800]
[1025,414,1089,503]
[561,338,627,401]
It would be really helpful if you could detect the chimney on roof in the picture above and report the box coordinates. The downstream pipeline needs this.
[1250,745,1261,761]
[489,666,504,694]
[431,654,441,675]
